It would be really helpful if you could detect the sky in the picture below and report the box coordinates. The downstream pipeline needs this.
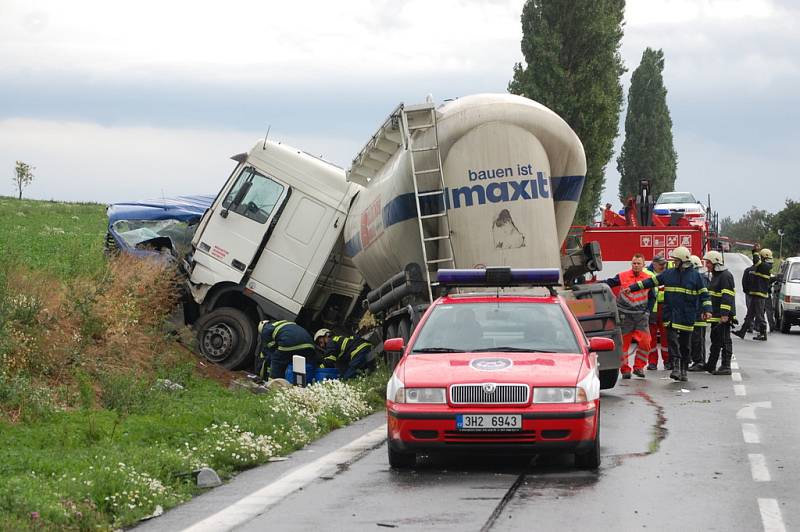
[1,0,798,220]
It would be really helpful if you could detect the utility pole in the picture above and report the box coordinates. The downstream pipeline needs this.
[778,229,785,259]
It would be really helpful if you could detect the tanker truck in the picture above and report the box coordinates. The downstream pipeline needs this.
[182,93,622,388]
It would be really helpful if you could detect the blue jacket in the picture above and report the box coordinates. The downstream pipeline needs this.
[627,267,711,331]
[260,320,315,359]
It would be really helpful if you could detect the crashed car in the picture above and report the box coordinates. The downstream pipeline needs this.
[105,195,214,258]
[384,268,614,470]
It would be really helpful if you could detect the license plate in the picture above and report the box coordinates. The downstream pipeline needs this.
[456,414,522,432]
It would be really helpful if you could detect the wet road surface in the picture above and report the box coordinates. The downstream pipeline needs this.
[138,253,798,531]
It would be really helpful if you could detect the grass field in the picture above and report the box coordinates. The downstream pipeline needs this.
[0,196,388,530]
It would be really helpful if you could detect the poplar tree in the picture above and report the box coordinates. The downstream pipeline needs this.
[617,47,677,201]
[509,0,626,224]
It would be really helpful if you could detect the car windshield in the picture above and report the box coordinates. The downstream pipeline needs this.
[788,263,800,282]
[412,302,580,353]
[656,192,697,205]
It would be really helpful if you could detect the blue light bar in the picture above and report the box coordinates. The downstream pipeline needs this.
[437,267,561,288]
[653,208,671,215]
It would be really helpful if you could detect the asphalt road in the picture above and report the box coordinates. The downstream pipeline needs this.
[138,253,797,532]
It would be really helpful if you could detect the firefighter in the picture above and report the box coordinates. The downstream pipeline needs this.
[645,255,670,371]
[257,320,316,380]
[601,253,655,379]
[734,248,774,341]
[740,245,761,333]
[314,329,377,380]
[688,255,710,371]
[623,246,711,382]
[703,251,736,375]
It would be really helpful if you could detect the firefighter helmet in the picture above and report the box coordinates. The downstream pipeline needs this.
[258,320,268,334]
[703,250,724,266]
[690,255,703,269]
[670,246,692,263]
[760,248,773,260]
[314,328,332,342]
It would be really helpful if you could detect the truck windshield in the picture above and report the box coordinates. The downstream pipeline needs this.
[412,302,580,353]
[222,167,284,224]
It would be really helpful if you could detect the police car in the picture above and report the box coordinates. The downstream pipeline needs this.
[384,268,614,470]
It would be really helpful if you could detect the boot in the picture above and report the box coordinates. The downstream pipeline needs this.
[732,328,747,339]
[715,354,732,375]
[680,359,689,382]
[688,361,706,372]
[670,360,681,381]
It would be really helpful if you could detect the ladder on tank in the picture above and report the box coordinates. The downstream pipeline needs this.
[400,102,456,303]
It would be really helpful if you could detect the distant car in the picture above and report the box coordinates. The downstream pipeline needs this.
[384,268,614,470]
[654,191,706,215]
[773,257,800,333]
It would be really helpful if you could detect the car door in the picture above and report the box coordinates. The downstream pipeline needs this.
[193,165,288,282]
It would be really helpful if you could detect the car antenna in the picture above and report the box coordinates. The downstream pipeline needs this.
[262,125,271,150]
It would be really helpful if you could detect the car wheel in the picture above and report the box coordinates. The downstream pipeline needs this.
[388,445,416,469]
[780,313,791,334]
[599,369,618,389]
[195,307,256,370]
[575,423,600,470]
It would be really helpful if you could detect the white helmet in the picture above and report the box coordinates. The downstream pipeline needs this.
[689,255,703,269]
[703,250,724,266]
[760,248,774,260]
[670,246,692,263]
[258,320,268,334]
[314,328,332,342]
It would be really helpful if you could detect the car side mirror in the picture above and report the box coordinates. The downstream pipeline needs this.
[776,273,784,283]
[383,338,405,352]
[588,337,615,352]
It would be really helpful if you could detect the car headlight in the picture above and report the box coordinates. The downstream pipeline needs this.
[533,387,582,403]
[395,387,447,404]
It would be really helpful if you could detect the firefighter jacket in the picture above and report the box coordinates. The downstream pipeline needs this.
[322,335,372,370]
[694,272,711,328]
[707,268,736,322]
[602,269,656,316]
[628,267,711,331]
[260,320,315,358]
[747,260,773,299]
[741,265,753,294]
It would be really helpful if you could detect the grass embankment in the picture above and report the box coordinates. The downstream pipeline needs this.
[0,197,388,530]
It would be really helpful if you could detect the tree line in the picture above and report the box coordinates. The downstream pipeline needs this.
[721,201,800,258]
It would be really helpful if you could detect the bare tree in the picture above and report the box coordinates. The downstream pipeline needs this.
[13,161,35,199]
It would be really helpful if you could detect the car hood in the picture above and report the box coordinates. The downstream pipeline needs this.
[400,352,585,387]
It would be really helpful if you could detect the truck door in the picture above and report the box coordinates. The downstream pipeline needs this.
[194,165,288,282]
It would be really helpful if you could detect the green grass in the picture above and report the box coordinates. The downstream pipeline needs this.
[0,196,107,279]
[0,197,390,530]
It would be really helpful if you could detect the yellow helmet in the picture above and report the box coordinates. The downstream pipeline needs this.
[689,255,703,269]
[760,248,773,260]
[703,250,724,266]
[670,246,692,263]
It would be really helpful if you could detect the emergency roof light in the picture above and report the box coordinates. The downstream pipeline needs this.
[437,267,560,288]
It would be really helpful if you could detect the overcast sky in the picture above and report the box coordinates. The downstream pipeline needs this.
[1,0,798,220]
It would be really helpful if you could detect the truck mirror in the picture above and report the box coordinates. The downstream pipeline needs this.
[588,337,615,352]
[583,241,603,272]
[383,338,405,352]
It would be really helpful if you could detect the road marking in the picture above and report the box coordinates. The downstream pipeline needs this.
[737,401,772,420]
[734,384,747,396]
[758,498,787,532]
[182,425,388,532]
[731,372,742,382]
[748,453,771,482]
[741,423,760,444]
[731,362,740,370]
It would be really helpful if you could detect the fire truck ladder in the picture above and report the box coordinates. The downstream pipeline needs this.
[400,102,456,303]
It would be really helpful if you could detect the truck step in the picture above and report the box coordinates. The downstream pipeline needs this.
[414,168,441,176]
[419,212,447,220]
[407,123,434,131]
[417,189,444,197]
[412,146,439,153]
[426,257,454,264]
[423,235,450,242]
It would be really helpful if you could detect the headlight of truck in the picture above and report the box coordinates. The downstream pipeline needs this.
[396,388,447,404]
[533,387,581,403]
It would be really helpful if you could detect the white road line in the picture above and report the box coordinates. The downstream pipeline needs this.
[758,498,787,532]
[748,453,771,482]
[731,372,742,382]
[734,384,747,396]
[182,425,388,532]
[736,401,772,420]
[731,362,740,370]
[741,423,760,444]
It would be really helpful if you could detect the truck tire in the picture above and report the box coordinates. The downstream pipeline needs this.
[384,322,400,370]
[599,369,618,390]
[398,318,412,344]
[196,307,256,370]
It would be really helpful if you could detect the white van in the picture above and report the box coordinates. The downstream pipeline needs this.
[774,256,800,333]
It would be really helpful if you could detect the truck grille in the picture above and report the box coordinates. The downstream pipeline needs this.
[449,384,529,405]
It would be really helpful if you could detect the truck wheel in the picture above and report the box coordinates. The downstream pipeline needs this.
[388,446,416,469]
[196,307,256,370]
[599,369,618,389]
[384,322,400,370]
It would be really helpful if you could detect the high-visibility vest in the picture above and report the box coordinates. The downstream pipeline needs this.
[618,269,650,308]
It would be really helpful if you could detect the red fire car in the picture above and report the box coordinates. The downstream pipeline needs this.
[384,268,615,470]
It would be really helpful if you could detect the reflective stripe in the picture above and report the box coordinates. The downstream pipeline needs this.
[750,292,769,298]
[277,343,315,352]
[753,272,771,280]
[707,317,721,323]
[664,286,702,296]
[271,320,290,340]
[671,323,694,332]
[694,321,709,327]
[722,289,736,297]
[709,290,722,297]
[351,341,371,357]
[720,304,732,311]
[703,300,712,307]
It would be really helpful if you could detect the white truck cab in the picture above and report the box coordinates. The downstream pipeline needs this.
[185,140,364,369]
